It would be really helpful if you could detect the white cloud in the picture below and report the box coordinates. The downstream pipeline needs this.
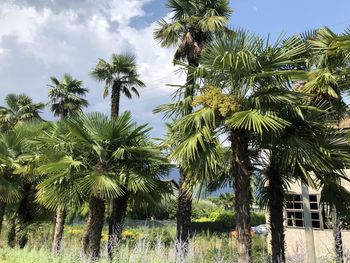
[0,0,180,137]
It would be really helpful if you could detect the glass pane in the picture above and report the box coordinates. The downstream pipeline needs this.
[287,219,293,226]
[294,202,302,209]
[296,219,304,227]
[287,212,293,218]
[286,202,293,209]
[312,221,320,228]
[294,195,301,201]
[310,203,318,210]
[295,212,303,219]
[309,195,317,202]
[311,213,319,220]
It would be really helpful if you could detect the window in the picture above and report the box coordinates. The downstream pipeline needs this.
[309,195,321,228]
[285,194,321,229]
[286,195,304,227]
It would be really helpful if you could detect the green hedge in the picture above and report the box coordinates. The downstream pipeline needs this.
[193,211,266,228]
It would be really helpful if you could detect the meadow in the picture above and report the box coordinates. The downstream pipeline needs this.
[0,223,269,263]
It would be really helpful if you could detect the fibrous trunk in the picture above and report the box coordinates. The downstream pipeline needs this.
[83,196,105,260]
[107,192,129,258]
[0,201,6,235]
[176,168,192,253]
[8,183,33,248]
[267,160,285,263]
[107,80,123,258]
[230,129,252,263]
[51,207,66,254]
[332,205,343,263]
[111,82,120,119]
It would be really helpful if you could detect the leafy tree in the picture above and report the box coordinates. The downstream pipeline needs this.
[40,112,166,260]
[154,0,232,249]
[48,74,88,119]
[260,98,350,262]
[299,27,350,261]
[0,94,44,131]
[0,122,46,247]
[91,53,145,118]
[46,74,88,254]
[91,54,145,255]
[173,30,304,262]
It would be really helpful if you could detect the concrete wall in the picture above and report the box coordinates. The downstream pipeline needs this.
[283,228,350,261]
[267,170,350,261]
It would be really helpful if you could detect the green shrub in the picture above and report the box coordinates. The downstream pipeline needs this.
[251,212,266,226]
[209,211,235,228]
[192,199,218,219]
[192,211,266,228]
[193,210,235,228]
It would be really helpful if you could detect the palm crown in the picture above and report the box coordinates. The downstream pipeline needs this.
[91,54,145,117]
[154,0,232,64]
[48,74,88,118]
[0,94,45,130]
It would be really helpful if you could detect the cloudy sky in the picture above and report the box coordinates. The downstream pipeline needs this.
[1,0,350,138]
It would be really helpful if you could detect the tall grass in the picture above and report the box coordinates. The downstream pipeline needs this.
[0,223,269,263]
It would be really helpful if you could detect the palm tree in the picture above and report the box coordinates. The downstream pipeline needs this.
[154,0,232,247]
[48,74,88,119]
[91,53,146,256]
[47,112,166,259]
[299,27,350,261]
[90,53,145,118]
[259,97,347,262]
[46,74,88,254]
[0,122,46,248]
[172,30,305,262]
[0,132,23,235]
[0,94,45,131]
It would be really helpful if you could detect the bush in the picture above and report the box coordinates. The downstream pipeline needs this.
[208,211,235,228]
[192,199,218,219]
[193,210,235,228]
[193,210,266,228]
[251,212,266,226]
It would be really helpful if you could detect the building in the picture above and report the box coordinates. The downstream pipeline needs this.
[276,179,350,262]
[268,118,350,262]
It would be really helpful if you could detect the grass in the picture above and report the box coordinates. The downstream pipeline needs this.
[0,223,269,263]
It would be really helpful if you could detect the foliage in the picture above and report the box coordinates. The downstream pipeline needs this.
[0,94,45,131]
[47,74,88,118]
[193,211,266,228]
[91,54,145,101]
[0,223,271,263]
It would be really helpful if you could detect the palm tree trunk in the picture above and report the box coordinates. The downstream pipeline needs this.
[230,129,252,263]
[332,205,343,262]
[8,183,33,248]
[7,218,15,247]
[176,168,192,252]
[108,80,126,258]
[0,201,6,234]
[267,160,285,263]
[82,211,92,254]
[111,82,121,119]
[50,112,68,255]
[107,191,129,258]
[51,207,66,254]
[83,196,105,260]
[174,56,196,251]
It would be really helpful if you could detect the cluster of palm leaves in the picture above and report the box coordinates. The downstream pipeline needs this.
[154,1,350,263]
[0,56,172,261]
